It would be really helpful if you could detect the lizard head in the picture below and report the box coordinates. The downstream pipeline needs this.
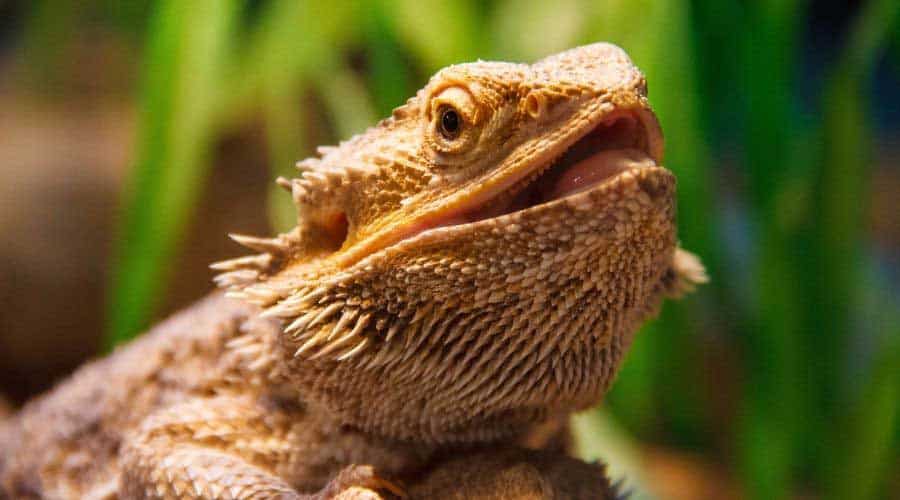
[215,43,706,443]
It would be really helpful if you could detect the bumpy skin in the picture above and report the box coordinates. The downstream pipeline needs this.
[0,44,704,499]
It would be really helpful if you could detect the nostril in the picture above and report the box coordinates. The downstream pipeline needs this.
[524,93,544,119]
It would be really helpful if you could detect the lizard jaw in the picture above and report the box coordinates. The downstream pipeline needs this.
[405,109,665,237]
[320,105,666,271]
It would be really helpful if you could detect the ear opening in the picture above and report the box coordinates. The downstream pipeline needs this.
[317,211,350,252]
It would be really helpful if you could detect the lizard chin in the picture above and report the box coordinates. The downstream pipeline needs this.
[421,112,661,232]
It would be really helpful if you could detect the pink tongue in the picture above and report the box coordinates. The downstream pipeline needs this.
[422,148,656,234]
[545,148,654,201]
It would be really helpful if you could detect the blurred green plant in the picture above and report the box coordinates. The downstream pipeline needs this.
[736,2,807,497]
[108,0,242,346]
[817,0,900,497]
[18,0,898,497]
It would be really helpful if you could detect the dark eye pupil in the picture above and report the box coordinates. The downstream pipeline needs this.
[440,108,460,138]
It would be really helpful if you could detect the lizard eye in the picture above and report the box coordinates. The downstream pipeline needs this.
[439,106,462,140]
[426,86,480,157]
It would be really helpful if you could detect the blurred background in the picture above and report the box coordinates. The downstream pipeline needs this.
[0,1,897,498]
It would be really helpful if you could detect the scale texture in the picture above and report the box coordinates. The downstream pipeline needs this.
[0,43,705,499]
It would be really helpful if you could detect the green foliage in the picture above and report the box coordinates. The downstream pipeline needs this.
[107,0,242,346]
[19,0,896,497]
[736,2,807,497]
[818,0,900,497]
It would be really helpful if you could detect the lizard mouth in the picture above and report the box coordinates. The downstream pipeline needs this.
[328,107,665,270]
[421,111,661,231]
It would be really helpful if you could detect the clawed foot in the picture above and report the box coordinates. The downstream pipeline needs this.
[322,465,405,499]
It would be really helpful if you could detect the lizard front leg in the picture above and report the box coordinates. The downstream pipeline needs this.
[407,448,620,499]
[119,395,399,499]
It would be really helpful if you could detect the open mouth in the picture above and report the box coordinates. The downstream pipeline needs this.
[328,109,663,270]
[426,111,659,230]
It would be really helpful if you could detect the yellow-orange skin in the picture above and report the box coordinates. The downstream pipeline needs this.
[0,44,703,499]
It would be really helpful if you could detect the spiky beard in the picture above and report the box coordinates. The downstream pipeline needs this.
[213,163,679,368]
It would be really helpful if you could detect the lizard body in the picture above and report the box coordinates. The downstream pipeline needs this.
[0,43,705,499]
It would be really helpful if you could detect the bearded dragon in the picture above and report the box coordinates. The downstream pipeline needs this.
[0,43,705,499]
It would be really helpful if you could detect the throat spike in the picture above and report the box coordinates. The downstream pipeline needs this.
[275,176,293,191]
[229,234,289,255]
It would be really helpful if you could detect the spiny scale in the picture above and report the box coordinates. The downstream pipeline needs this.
[228,233,289,255]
